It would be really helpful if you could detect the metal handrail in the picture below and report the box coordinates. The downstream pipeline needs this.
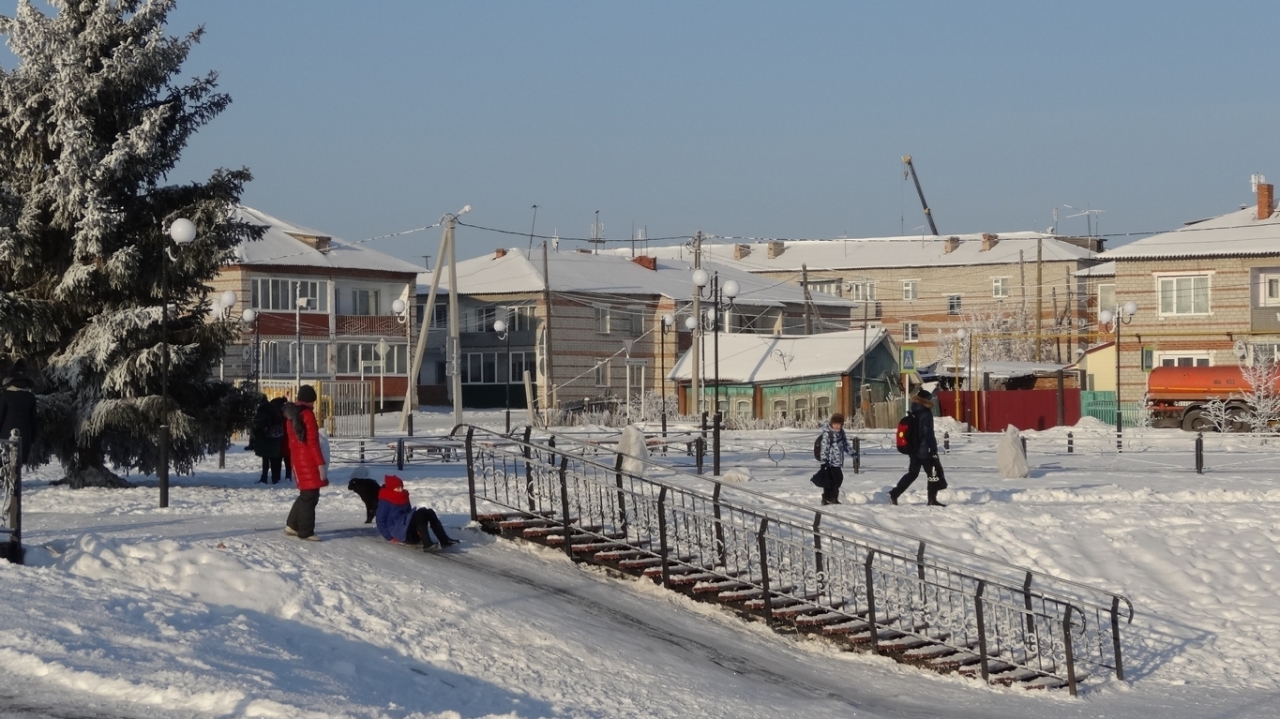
[505,425,1133,620]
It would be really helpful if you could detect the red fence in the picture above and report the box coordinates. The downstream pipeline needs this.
[937,389,1080,432]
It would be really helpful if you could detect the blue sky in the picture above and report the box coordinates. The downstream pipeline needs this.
[55,2,1280,261]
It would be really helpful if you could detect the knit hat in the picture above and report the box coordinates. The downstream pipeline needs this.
[297,384,317,403]
[915,388,932,401]
[378,475,410,505]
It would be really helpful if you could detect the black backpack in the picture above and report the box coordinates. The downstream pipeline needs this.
[813,430,832,462]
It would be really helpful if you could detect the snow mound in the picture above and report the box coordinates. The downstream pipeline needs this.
[721,467,753,483]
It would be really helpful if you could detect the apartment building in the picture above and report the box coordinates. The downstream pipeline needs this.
[415,248,857,410]
[630,232,1103,367]
[211,206,423,404]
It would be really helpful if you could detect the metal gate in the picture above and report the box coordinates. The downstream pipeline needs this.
[256,380,376,438]
[1,430,22,564]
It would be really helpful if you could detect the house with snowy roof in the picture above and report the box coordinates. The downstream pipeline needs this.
[211,206,423,407]
[1098,179,1280,419]
[615,232,1103,369]
[415,247,858,411]
[666,329,898,421]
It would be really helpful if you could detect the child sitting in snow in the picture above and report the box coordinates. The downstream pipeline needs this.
[375,475,460,551]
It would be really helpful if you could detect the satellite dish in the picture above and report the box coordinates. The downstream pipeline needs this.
[1233,340,1248,360]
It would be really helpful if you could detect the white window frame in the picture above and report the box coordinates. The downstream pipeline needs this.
[336,342,408,375]
[1155,272,1213,317]
[351,289,380,316]
[462,352,499,384]
[250,278,328,313]
[627,304,644,337]
[992,277,1010,299]
[1155,350,1212,368]
[594,305,611,334]
[500,304,538,332]
[947,294,963,316]
[1262,273,1280,307]
[594,358,611,386]
[902,280,918,302]
[509,351,537,384]
[903,321,920,342]
[849,281,876,302]
[1250,343,1280,366]
[1097,283,1116,313]
[807,279,842,297]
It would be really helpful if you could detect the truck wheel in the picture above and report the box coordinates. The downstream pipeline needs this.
[1227,407,1250,433]
[1182,409,1214,432]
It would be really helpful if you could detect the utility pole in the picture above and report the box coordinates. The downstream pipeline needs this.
[801,264,813,334]
[400,218,453,432]
[691,231,702,415]
[542,241,556,419]
[1035,238,1043,362]
[446,215,464,427]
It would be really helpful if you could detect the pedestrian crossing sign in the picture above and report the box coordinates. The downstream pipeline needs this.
[900,346,916,373]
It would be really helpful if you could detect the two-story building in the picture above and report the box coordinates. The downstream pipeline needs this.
[1101,180,1280,411]
[624,232,1103,368]
[415,247,858,412]
[211,206,424,407]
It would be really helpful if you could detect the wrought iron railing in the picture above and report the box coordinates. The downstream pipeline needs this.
[1,429,22,565]
[461,424,1132,694]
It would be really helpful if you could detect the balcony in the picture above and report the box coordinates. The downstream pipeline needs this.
[336,315,409,337]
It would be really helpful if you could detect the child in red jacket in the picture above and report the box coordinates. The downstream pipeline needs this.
[375,475,459,551]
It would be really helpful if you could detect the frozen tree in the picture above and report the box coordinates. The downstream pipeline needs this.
[1238,361,1280,434]
[1199,398,1234,434]
[0,0,261,487]
[934,306,1057,381]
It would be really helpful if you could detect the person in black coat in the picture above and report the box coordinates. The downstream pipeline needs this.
[889,388,947,507]
[0,359,40,465]
[248,395,287,484]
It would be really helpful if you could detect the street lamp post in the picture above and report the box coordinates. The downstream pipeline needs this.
[293,289,310,394]
[660,313,674,439]
[494,318,511,433]
[1099,301,1139,450]
[159,217,197,509]
[392,298,411,425]
[955,328,966,423]
[240,308,260,393]
[692,271,738,476]
[212,290,239,470]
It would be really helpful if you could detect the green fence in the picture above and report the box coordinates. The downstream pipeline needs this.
[1080,391,1144,428]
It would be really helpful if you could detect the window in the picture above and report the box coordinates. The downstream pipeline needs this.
[1158,275,1211,315]
[1141,347,1155,372]
[500,304,538,332]
[849,282,876,302]
[509,352,537,384]
[807,280,842,296]
[902,280,918,302]
[903,322,920,342]
[1098,283,1115,313]
[261,341,325,376]
[947,294,963,315]
[627,305,644,337]
[1157,352,1211,368]
[250,278,327,312]
[793,398,809,422]
[594,358,610,386]
[336,342,407,374]
[1262,275,1280,307]
[349,289,380,316]
[772,399,788,419]
[992,277,1010,298]
[735,400,752,416]
[1251,343,1280,366]
[594,305,611,334]
[462,352,498,384]
[815,396,831,417]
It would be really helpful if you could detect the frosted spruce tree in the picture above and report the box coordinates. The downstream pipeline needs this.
[0,0,261,487]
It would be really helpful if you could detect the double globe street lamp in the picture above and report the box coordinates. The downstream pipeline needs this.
[1098,301,1139,450]
[692,269,738,476]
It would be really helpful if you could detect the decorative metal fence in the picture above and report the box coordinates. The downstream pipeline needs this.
[462,425,1132,694]
[257,379,375,438]
[1,430,22,565]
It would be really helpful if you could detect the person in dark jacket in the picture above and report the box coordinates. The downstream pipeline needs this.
[815,413,853,505]
[283,385,328,540]
[248,396,286,484]
[375,475,459,551]
[0,359,39,465]
[889,389,947,507]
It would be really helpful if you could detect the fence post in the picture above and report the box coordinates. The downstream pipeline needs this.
[657,486,670,588]
[916,541,926,582]
[695,437,705,475]
[1195,432,1204,474]
[359,440,366,463]
[1063,604,1078,696]
[812,512,824,591]
[614,453,628,530]
[975,580,990,682]
[1056,369,1066,427]
[1111,595,1126,681]
[5,431,21,565]
[943,431,949,453]
[407,411,414,437]
[1020,435,1027,457]
[464,427,477,522]
[852,436,861,474]
[713,412,722,476]
[757,517,773,627]
[1067,431,1074,454]
[523,426,536,512]
[558,455,572,559]
[713,483,727,567]
[865,549,879,652]
[1023,571,1035,635]
[396,438,405,471]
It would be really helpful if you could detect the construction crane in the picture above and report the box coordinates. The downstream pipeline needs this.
[902,155,939,236]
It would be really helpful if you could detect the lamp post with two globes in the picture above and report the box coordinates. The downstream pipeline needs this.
[494,317,512,433]
[1098,300,1139,450]
[660,313,674,438]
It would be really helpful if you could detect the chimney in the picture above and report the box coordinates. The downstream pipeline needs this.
[943,236,961,253]
[1259,183,1274,220]
[495,248,507,259]
[767,240,786,259]
[631,255,656,271]
[981,233,999,251]
[733,243,751,260]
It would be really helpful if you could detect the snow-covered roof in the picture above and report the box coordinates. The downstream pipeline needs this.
[1102,205,1280,260]
[609,232,1095,274]
[667,329,892,384]
[230,206,425,275]
[933,360,1069,379]
[420,248,856,308]
[1073,261,1115,278]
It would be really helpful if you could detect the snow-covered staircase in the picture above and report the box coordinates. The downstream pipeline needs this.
[463,425,1132,695]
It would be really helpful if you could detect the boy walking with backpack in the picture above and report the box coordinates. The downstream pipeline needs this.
[813,413,854,505]
[889,389,947,506]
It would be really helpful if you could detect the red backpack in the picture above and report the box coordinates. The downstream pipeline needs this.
[895,415,915,455]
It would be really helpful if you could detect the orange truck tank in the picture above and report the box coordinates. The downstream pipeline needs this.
[1146,366,1280,431]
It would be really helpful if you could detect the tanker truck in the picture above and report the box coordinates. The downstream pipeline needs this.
[1146,365,1280,431]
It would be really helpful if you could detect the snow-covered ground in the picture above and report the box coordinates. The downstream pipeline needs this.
[2,410,1279,718]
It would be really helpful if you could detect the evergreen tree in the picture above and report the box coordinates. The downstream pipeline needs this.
[0,0,260,487]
